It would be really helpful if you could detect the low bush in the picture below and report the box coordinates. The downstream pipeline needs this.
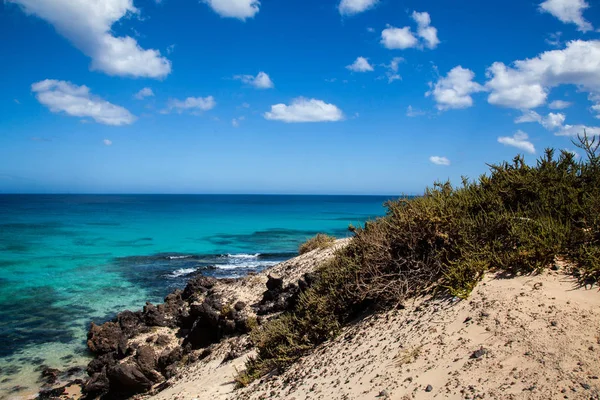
[298,233,336,255]
[239,133,600,385]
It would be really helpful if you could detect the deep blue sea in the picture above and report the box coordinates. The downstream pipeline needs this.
[0,194,393,397]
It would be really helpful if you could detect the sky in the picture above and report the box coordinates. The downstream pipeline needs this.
[0,0,599,195]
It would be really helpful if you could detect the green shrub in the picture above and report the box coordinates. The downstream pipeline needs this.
[238,132,600,385]
[298,234,336,255]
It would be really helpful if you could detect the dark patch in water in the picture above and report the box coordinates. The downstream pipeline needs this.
[113,238,155,247]
[211,227,349,250]
[0,286,93,358]
[0,243,31,253]
[0,260,22,268]
[0,365,21,375]
[205,228,328,251]
[84,222,122,227]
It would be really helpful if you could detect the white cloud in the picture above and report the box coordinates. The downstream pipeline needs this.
[514,110,543,123]
[232,116,245,127]
[338,0,378,16]
[134,87,154,100]
[485,40,600,114]
[380,12,439,50]
[8,0,171,79]
[383,57,403,82]
[546,31,564,48]
[412,11,439,49]
[516,110,600,136]
[427,66,485,110]
[31,79,135,126]
[406,105,425,117]
[555,124,600,136]
[202,0,260,20]
[539,0,593,32]
[542,112,567,129]
[429,156,450,166]
[346,57,374,72]
[498,130,536,154]
[264,98,344,123]
[103,139,113,146]
[14,99,20,104]
[515,110,566,129]
[548,100,572,109]
[166,96,216,114]
[381,26,418,50]
[234,72,274,89]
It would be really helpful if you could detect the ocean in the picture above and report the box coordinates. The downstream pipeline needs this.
[0,194,394,397]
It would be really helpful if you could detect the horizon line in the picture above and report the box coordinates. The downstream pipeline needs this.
[0,192,417,197]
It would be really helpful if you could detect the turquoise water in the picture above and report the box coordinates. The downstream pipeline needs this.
[0,194,392,397]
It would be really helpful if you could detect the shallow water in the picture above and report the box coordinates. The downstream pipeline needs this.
[0,194,393,397]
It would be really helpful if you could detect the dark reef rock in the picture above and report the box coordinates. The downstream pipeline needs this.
[117,310,143,338]
[83,370,110,396]
[87,353,117,375]
[135,346,162,383]
[107,362,154,394]
[266,274,283,291]
[87,322,127,356]
[258,281,301,315]
[181,275,217,300]
[39,367,60,385]
[38,386,65,399]
[73,262,316,399]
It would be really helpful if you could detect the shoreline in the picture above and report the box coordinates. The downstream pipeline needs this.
[8,236,600,400]
[22,240,349,399]
[0,251,298,400]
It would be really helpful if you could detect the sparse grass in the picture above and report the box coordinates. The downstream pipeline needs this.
[394,345,422,367]
[237,132,600,386]
[298,234,336,255]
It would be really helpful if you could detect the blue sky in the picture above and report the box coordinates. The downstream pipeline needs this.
[1,0,599,194]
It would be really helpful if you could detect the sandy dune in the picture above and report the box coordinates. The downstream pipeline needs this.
[147,243,600,400]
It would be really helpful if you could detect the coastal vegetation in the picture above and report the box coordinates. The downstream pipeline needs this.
[298,233,336,255]
[238,133,600,385]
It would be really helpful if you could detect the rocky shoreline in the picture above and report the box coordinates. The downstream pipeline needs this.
[36,240,348,400]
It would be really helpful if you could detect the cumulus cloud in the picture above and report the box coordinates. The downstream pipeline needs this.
[8,0,171,79]
[165,96,216,114]
[429,156,450,166]
[485,40,600,115]
[31,79,135,126]
[264,98,344,123]
[548,100,572,109]
[202,0,260,20]
[539,0,593,32]
[412,11,439,49]
[103,139,113,146]
[338,0,378,16]
[515,110,566,129]
[134,87,154,100]
[427,66,485,110]
[555,124,600,136]
[498,130,536,154]
[381,11,439,50]
[346,57,374,72]
[381,26,418,50]
[234,72,274,89]
[516,110,600,136]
